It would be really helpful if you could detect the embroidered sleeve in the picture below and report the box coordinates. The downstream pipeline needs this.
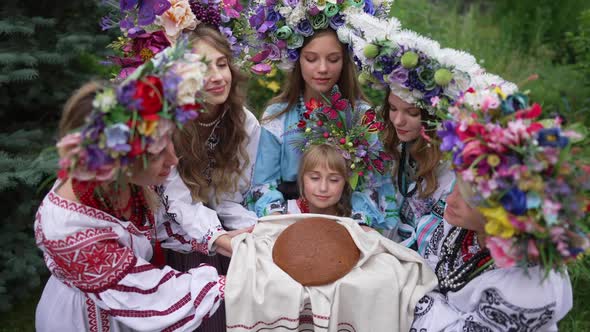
[411,267,573,331]
[41,225,224,331]
[395,166,455,252]
[250,124,287,217]
[350,175,400,230]
[160,170,227,255]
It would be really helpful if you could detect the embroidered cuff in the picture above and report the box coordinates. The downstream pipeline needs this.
[207,225,227,256]
[217,275,226,300]
[265,201,287,215]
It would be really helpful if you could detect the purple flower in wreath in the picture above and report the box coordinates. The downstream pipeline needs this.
[437,120,462,152]
[266,10,281,23]
[249,6,266,28]
[329,14,345,29]
[389,66,409,84]
[500,187,528,215]
[120,0,139,11]
[296,20,314,37]
[105,124,131,150]
[137,0,172,26]
[175,106,199,123]
[537,128,569,148]
[264,43,282,60]
[283,0,298,7]
[117,83,138,109]
[86,145,111,171]
[120,16,135,30]
[287,49,300,61]
[356,146,367,158]
[363,0,375,15]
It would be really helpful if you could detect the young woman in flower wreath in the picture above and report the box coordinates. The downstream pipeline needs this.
[158,25,261,331]
[339,12,520,252]
[245,0,396,228]
[408,85,589,329]
[35,46,249,331]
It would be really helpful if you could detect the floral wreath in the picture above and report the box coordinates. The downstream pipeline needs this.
[436,86,590,271]
[57,40,208,181]
[246,0,393,74]
[290,85,391,190]
[100,0,247,78]
[338,12,517,115]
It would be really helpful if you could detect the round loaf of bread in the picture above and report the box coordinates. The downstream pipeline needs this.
[272,217,360,286]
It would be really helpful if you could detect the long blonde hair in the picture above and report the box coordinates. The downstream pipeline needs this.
[297,144,352,217]
[263,29,366,123]
[173,25,249,204]
[380,88,443,198]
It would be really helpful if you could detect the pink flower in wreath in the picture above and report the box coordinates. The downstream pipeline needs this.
[486,237,519,268]
[155,0,198,41]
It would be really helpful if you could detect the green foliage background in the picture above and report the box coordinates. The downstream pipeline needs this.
[1,0,589,330]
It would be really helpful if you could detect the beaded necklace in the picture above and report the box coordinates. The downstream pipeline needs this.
[435,226,494,294]
[397,143,423,198]
[202,106,228,185]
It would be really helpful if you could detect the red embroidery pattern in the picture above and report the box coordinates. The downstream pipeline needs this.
[86,298,98,332]
[129,264,158,274]
[47,192,146,236]
[107,293,192,317]
[45,228,137,293]
[111,271,175,294]
[296,198,310,213]
[218,275,226,300]
[100,307,110,332]
[162,221,207,254]
[193,281,217,308]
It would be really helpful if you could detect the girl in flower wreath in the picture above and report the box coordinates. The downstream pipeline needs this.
[35,44,248,331]
[160,25,261,331]
[408,86,590,331]
[246,0,396,228]
[283,85,395,228]
[288,144,352,216]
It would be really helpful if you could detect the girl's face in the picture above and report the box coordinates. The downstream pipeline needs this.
[195,40,232,110]
[387,92,423,142]
[129,138,178,187]
[444,185,486,234]
[303,163,346,212]
[300,32,344,98]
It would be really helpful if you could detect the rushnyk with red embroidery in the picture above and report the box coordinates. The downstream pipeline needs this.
[35,40,229,332]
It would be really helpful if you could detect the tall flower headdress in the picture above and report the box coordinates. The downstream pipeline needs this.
[101,0,247,78]
[338,12,517,115]
[291,85,391,190]
[57,40,208,181]
[246,0,393,74]
[437,87,590,271]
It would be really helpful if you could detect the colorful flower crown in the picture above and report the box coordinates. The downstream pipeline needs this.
[338,12,517,115]
[437,87,590,271]
[57,40,207,181]
[101,0,247,78]
[290,85,391,189]
[246,0,392,74]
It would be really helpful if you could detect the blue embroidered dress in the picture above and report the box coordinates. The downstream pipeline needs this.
[249,96,397,229]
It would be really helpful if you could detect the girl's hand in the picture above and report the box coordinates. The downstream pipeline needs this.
[214,226,255,257]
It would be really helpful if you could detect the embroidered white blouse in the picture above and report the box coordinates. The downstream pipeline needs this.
[411,221,573,332]
[34,187,225,332]
[160,108,261,255]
